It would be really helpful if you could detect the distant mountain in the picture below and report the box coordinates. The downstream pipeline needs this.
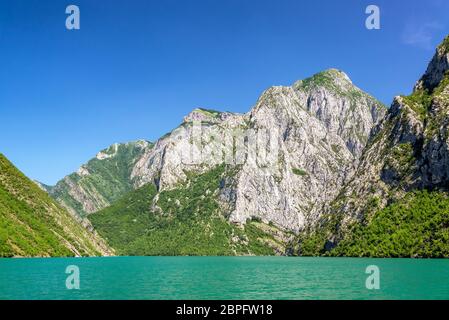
[300,35,449,258]
[0,154,113,257]
[45,140,151,217]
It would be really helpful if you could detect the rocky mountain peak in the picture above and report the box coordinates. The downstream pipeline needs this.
[183,108,234,124]
[291,69,386,156]
[414,35,449,92]
[293,68,354,93]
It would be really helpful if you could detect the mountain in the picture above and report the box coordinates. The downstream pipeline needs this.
[46,140,151,217]
[47,69,385,255]
[299,35,449,257]
[226,69,385,230]
[0,154,113,257]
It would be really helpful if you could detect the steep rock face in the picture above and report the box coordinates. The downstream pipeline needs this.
[414,37,449,92]
[47,140,151,216]
[294,69,385,156]
[131,108,247,190]
[226,70,384,230]
[316,35,449,243]
[417,40,449,187]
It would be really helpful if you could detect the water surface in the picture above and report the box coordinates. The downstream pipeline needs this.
[0,257,448,300]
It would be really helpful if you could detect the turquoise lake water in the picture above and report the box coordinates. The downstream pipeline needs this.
[0,257,448,300]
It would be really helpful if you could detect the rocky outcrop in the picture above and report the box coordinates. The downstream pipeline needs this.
[131,108,248,190]
[414,37,449,92]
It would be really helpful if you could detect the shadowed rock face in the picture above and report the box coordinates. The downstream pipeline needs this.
[48,68,385,232]
[416,39,449,188]
[414,37,449,92]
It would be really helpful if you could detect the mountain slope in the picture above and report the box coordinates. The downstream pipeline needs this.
[0,154,113,257]
[90,165,293,255]
[299,35,449,257]
[47,140,151,217]
[330,190,449,258]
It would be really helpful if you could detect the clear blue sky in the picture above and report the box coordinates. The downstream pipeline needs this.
[1,0,448,185]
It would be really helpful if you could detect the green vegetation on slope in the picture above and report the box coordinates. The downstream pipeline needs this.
[50,141,150,216]
[196,108,222,117]
[401,89,432,121]
[0,185,72,257]
[89,183,158,254]
[331,191,449,258]
[439,35,449,53]
[381,142,416,184]
[296,69,385,109]
[292,168,308,176]
[90,165,289,256]
[0,154,111,257]
[299,190,449,258]
[401,70,449,123]
[299,69,348,91]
